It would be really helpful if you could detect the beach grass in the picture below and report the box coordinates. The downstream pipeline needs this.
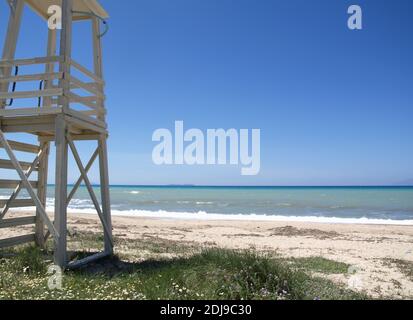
[286,256,350,275]
[383,259,413,282]
[0,232,368,300]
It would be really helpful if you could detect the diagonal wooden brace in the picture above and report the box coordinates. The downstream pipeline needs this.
[0,144,48,220]
[67,147,99,204]
[67,137,113,247]
[0,130,59,239]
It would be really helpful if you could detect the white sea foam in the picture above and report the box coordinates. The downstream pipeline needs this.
[59,208,413,226]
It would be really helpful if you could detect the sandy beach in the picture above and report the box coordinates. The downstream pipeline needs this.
[2,210,413,299]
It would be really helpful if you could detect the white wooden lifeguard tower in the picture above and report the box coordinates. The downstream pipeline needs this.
[0,0,113,269]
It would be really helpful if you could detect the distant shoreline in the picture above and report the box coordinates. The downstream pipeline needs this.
[45,185,413,188]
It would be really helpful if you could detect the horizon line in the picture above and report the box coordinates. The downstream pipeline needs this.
[46,184,413,188]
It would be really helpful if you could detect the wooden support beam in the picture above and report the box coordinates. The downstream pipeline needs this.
[0,56,61,68]
[0,216,36,229]
[0,199,35,208]
[0,234,36,249]
[54,115,69,267]
[69,59,104,85]
[92,17,112,254]
[0,159,39,171]
[39,134,104,142]
[0,144,46,220]
[92,16,106,123]
[0,0,24,109]
[36,142,50,248]
[0,72,62,83]
[67,251,110,269]
[0,88,63,100]
[69,75,104,98]
[1,140,40,153]
[0,131,58,239]
[65,109,107,129]
[1,123,56,133]
[67,92,99,108]
[68,137,113,248]
[98,135,113,254]
[58,0,73,115]
[43,29,58,107]
[0,107,62,117]
[35,29,55,248]
[0,179,38,189]
[67,147,99,204]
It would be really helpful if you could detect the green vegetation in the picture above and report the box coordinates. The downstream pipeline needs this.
[383,259,413,281]
[0,235,368,300]
[286,256,350,274]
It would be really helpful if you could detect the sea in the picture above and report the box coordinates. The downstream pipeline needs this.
[2,186,413,225]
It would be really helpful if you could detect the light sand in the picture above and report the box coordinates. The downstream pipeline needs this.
[2,211,413,298]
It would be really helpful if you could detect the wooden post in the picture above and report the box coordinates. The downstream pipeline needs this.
[54,0,73,268]
[54,115,68,267]
[92,17,105,122]
[93,17,113,254]
[0,0,24,109]
[98,136,113,254]
[36,29,56,248]
[58,0,73,113]
[43,29,57,107]
[35,142,49,248]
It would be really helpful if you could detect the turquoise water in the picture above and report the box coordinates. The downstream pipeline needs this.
[3,186,413,223]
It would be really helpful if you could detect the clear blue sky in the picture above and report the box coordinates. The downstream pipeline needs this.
[1,0,412,186]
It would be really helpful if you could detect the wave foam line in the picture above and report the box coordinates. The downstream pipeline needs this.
[60,208,413,226]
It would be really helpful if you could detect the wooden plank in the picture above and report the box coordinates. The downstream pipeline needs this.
[0,199,35,208]
[0,88,63,100]
[0,56,61,67]
[66,108,107,129]
[79,109,106,116]
[38,134,104,143]
[0,159,39,171]
[68,92,99,108]
[0,234,36,248]
[67,251,110,269]
[69,58,104,85]
[69,75,104,98]
[0,72,62,83]
[0,216,36,229]
[0,179,38,189]
[0,115,56,125]
[1,123,55,133]
[1,140,40,153]
[0,107,62,117]
[66,119,107,136]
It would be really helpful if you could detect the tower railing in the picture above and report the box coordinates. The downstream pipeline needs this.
[0,55,106,128]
